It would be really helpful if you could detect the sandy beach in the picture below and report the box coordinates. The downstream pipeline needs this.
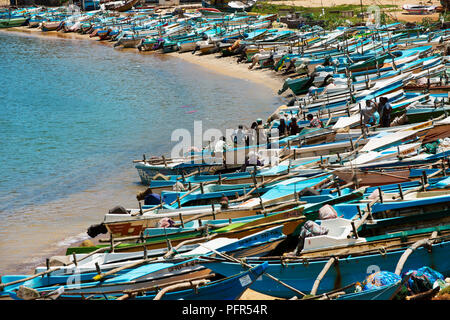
[166,50,286,94]
[1,4,446,300]
[0,25,287,300]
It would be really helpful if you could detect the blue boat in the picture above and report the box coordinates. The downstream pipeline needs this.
[200,240,450,298]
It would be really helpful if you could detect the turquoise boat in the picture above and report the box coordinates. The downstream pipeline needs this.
[8,262,268,300]
[1,227,280,298]
[201,239,450,298]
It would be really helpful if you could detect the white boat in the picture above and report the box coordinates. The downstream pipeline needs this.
[402,4,437,14]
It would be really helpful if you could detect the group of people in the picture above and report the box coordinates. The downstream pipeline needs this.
[211,119,268,154]
[360,96,393,128]
[228,119,267,146]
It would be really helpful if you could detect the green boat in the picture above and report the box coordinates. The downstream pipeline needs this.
[405,107,450,123]
[0,17,27,28]
[278,76,312,95]
[348,53,390,72]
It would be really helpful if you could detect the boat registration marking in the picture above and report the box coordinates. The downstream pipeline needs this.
[239,275,252,287]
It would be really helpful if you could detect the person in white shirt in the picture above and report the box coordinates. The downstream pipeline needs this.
[231,125,246,146]
[214,136,228,153]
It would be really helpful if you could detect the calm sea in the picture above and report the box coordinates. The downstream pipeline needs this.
[0,31,282,274]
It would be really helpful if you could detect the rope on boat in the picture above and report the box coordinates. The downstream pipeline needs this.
[197,243,307,297]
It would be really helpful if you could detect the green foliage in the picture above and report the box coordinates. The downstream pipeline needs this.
[250,2,397,30]
[251,2,396,15]
[437,285,450,296]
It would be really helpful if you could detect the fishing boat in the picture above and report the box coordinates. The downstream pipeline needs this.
[402,4,437,14]
[1,6,450,301]
[11,262,268,300]
[0,227,280,299]
[101,0,140,12]
[0,17,27,28]
[40,21,63,32]
[69,207,306,254]
[201,237,450,298]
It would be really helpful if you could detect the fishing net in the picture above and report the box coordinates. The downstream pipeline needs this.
[403,266,445,295]
[362,271,401,291]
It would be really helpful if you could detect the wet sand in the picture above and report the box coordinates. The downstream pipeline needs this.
[0,26,286,300]
[167,50,286,94]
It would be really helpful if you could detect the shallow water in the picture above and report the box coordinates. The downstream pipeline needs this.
[0,31,282,274]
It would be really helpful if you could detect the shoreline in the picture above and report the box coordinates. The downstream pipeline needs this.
[2,26,287,95]
[166,50,286,94]
[0,26,285,300]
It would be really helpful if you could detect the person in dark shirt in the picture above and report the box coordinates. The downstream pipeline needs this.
[378,97,393,127]
[288,117,300,135]
[278,118,287,137]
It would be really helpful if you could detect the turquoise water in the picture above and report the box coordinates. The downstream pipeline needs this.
[0,31,281,273]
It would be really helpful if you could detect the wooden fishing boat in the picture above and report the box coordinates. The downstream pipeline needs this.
[0,17,27,28]
[0,227,281,299]
[335,280,404,300]
[145,164,322,196]
[402,4,437,14]
[422,116,450,143]
[69,208,306,254]
[304,277,408,300]
[13,262,268,300]
[40,21,62,32]
[334,168,413,186]
[102,0,140,12]
[118,262,267,300]
[200,236,450,298]
[134,159,238,185]
[406,107,450,124]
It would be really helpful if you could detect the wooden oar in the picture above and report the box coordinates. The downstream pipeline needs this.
[152,279,209,300]
[301,282,357,300]
[58,273,217,299]
[310,257,337,296]
[73,241,123,265]
[163,233,217,259]
[92,256,159,281]
[140,177,229,214]
[115,273,216,300]
[0,268,64,291]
